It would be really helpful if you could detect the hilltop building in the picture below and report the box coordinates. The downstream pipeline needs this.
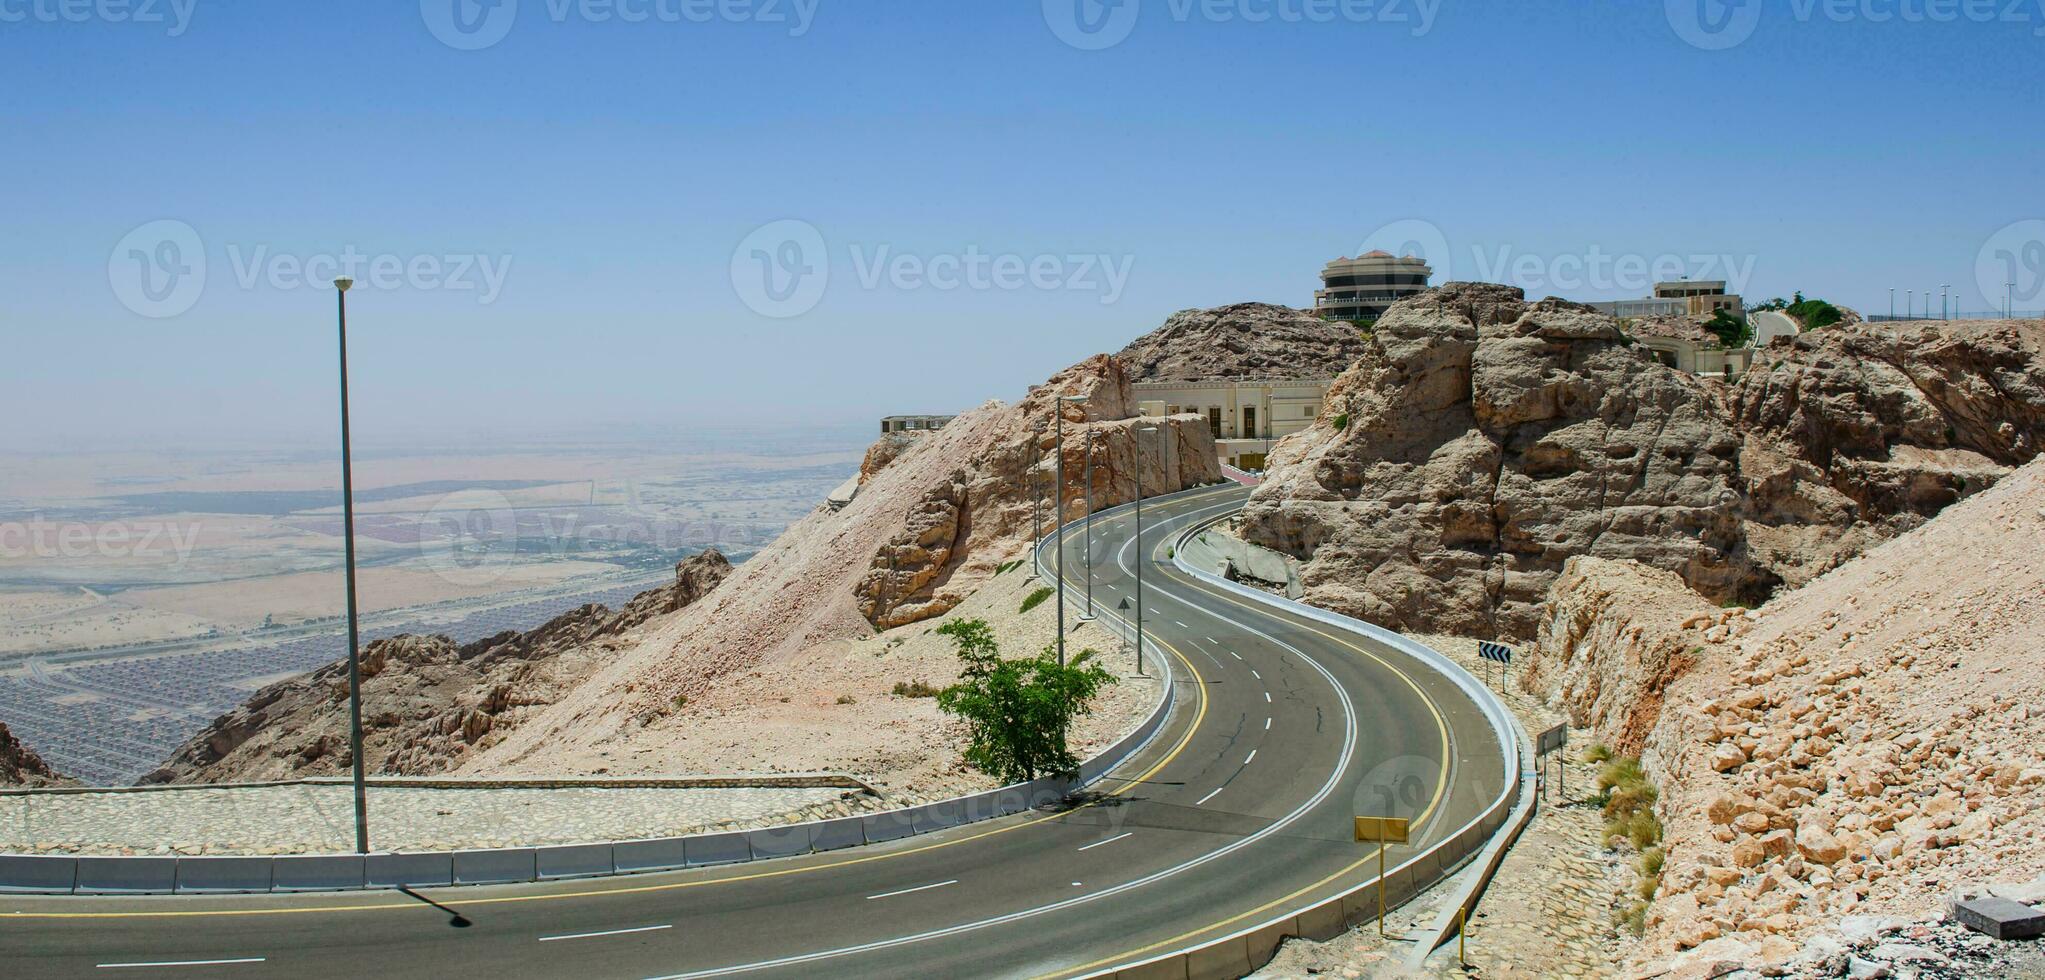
[1313,251,1432,323]
[1588,280,1746,319]
[1134,378,1331,471]
[879,414,955,434]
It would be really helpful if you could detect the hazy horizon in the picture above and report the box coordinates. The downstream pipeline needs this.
[5,2,2042,450]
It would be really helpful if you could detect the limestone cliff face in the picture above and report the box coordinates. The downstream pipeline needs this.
[1114,302,1372,381]
[1523,460,2045,972]
[0,720,69,787]
[1237,286,2045,639]
[140,551,732,784]
[853,355,1221,629]
[1238,283,1763,640]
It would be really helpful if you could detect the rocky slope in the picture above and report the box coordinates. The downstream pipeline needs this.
[0,720,69,787]
[1522,458,2045,973]
[140,551,732,783]
[1114,302,1369,381]
[459,353,1218,776]
[1236,286,2045,639]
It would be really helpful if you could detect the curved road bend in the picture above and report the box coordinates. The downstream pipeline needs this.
[1,483,1505,979]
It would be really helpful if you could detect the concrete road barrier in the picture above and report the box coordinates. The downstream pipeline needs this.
[175,856,274,893]
[680,832,750,868]
[365,852,454,889]
[272,854,364,891]
[75,856,178,894]
[747,824,812,859]
[808,816,865,852]
[535,843,614,879]
[0,855,77,893]
[452,848,537,886]
[859,808,918,844]
[612,837,691,874]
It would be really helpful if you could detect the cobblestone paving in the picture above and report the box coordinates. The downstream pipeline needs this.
[1,784,856,855]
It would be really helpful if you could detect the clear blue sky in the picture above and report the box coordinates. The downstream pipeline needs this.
[3,1,2041,451]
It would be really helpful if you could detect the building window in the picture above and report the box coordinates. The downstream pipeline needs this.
[1207,407,1222,439]
[1243,406,1257,439]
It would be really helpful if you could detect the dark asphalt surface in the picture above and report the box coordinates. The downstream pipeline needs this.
[1,484,1507,979]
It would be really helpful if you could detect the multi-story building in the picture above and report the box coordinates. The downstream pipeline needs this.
[1588,280,1745,319]
[1313,251,1432,323]
[1133,378,1332,471]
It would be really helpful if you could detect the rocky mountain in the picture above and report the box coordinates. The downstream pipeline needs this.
[0,720,69,787]
[456,354,1219,776]
[1523,457,2045,974]
[140,551,732,783]
[1114,302,1370,382]
[1235,284,2045,639]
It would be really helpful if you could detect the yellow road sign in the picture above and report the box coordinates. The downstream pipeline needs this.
[1353,815,1410,844]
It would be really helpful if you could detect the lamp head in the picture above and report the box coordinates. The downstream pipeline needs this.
[334,277,354,293]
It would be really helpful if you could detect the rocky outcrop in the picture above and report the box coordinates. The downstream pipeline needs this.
[140,551,731,783]
[1518,556,1724,757]
[0,720,69,787]
[1238,283,1765,639]
[1115,302,1370,382]
[1236,287,2045,639]
[1522,459,2045,972]
[853,355,1221,629]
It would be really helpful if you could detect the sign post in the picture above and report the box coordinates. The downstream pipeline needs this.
[1354,815,1411,936]
[1479,641,1514,692]
[1536,722,1569,802]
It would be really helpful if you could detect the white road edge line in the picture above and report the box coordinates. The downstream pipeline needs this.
[98,960,266,970]
[1244,750,1258,765]
[866,879,959,901]
[1193,786,1224,806]
[1229,651,1242,660]
[1076,832,1134,852]
[539,924,674,943]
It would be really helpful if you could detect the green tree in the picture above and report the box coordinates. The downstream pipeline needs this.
[1704,309,1752,348]
[934,618,1116,783]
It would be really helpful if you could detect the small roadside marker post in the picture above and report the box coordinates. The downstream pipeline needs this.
[1536,723,1568,803]
[1355,815,1410,937]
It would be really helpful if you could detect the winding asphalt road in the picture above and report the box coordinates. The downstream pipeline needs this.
[1,483,1506,979]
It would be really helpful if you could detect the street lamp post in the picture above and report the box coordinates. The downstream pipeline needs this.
[333,277,370,856]
[1081,426,1095,621]
[1907,289,1914,320]
[1889,288,1895,320]
[1054,395,1088,665]
[1133,425,1157,676]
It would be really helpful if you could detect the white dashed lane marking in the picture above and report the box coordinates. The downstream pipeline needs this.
[1194,787,1223,806]
[539,925,672,943]
[1077,832,1134,852]
[867,880,959,901]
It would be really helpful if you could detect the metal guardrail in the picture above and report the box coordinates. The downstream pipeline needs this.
[0,494,1193,897]
[1072,510,1531,979]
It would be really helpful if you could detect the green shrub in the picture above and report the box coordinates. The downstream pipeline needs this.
[892,680,940,698]
[933,618,1116,782]
[1020,587,1054,613]
[671,694,688,710]
[836,694,857,705]
[1332,412,1349,432]
[1583,743,1615,764]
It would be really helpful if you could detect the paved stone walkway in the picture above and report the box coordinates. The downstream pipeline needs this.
[1,784,857,855]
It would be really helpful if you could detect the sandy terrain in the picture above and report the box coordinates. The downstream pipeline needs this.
[468,557,1161,807]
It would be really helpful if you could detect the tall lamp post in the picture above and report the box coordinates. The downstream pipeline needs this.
[1888,288,1895,320]
[1133,425,1157,676]
[1080,426,1095,621]
[2009,282,2016,320]
[333,277,370,855]
[1907,289,1914,320]
[1053,395,1087,665]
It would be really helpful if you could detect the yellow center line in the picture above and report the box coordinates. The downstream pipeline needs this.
[1035,505,1459,979]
